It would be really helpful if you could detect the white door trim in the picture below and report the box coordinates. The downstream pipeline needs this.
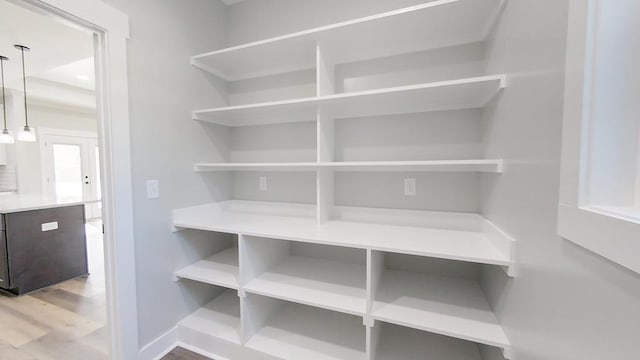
[9,1,139,359]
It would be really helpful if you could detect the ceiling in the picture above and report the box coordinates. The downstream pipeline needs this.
[0,0,95,109]
[36,57,95,91]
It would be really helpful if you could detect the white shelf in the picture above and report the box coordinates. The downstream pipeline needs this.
[373,322,483,360]
[175,247,240,289]
[191,0,506,81]
[372,270,509,348]
[245,302,366,360]
[244,255,367,316]
[194,162,318,172]
[193,75,506,126]
[178,289,241,345]
[194,159,504,173]
[326,160,502,173]
[173,200,513,267]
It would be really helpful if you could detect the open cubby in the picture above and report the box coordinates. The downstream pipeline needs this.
[243,294,367,360]
[333,109,484,162]
[333,171,481,213]
[369,251,509,350]
[229,69,317,106]
[175,233,239,289]
[231,172,317,205]
[370,321,485,360]
[177,286,242,346]
[335,41,486,95]
[242,236,367,316]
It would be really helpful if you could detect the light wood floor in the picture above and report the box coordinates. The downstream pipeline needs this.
[162,347,211,360]
[0,220,108,360]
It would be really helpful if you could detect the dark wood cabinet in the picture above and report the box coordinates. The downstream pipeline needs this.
[0,204,88,295]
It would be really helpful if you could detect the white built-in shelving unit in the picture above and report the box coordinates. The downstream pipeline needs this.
[174,0,515,359]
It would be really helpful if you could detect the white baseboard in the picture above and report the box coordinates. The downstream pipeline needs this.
[138,326,178,360]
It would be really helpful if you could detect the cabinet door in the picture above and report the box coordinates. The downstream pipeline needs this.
[6,205,88,294]
[0,216,8,289]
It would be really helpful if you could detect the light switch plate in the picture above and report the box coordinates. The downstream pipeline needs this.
[146,179,160,199]
[404,178,416,196]
[259,176,268,192]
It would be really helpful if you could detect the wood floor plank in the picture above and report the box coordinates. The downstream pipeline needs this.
[0,305,48,347]
[0,340,37,360]
[54,277,104,298]
[0,295,102,339]
[76,326,110,356]
[162,347,212,360]
[30,288,107,323]
[19,332,109,360]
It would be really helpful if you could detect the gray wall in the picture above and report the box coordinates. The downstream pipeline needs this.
[100,0,231,347]
[481,1,640,359]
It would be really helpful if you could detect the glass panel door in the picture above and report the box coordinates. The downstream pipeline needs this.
[43,133,101,219]
[52,143,84,203]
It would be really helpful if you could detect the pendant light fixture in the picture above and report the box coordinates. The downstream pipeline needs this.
[0,55,14,144]
[14,45,35,143]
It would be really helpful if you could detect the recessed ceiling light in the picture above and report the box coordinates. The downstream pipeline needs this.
[76,75,90,81]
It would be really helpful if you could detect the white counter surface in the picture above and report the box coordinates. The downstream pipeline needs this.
[0,194,85,213]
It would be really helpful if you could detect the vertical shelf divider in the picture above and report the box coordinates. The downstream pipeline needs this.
[366,320,382,360]
[241,291,283,345]
[366,250,384,359]
[316,43,337,224]
[366,250,384,317]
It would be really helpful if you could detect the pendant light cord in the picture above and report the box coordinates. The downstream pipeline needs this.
[19,47,28,128]
[0,57,7,131]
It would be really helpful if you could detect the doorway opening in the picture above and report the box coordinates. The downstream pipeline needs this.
[0,0,136,358]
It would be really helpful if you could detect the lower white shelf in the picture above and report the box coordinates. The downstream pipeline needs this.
[372,270,509,349]
[172,200,513,268]
[178,289,241,345]
[372,321,484,360]
[244,255,367,316]
[175,247,239,289]
[245,300,367,360]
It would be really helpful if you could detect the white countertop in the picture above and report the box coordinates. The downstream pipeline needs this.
[0,193,85,213]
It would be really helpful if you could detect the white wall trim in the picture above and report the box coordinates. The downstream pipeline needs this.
[558,204,640,274]
[9,0,139,359]
[559,0,640,274]
[138,326,178,360]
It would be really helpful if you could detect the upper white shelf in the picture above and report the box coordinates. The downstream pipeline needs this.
[192,0,506,81]
[172,200,513,268]
[193,75,506,126]
[194,160,504,173]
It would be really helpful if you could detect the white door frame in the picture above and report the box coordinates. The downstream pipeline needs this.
[8,1,139,359]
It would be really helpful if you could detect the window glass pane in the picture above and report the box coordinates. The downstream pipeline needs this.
[53,144,83,203]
